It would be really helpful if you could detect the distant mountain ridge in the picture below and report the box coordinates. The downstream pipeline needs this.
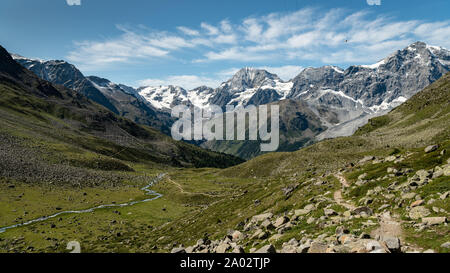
[12,54,173,134]
[12,42,450,159]
[187,42,450,158]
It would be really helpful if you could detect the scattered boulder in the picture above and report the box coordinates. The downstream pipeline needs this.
[280,245,297,253]
[382,237,401,253]
[358,173,368,180]
[359,156,375,164]
[422,217,447,225]
[385,156,397,162]
[440,242,450,249]
[402,192,417,200]
[252,213,273,223]
[410,200,424,207]
[232,246,245,253]
[171,247,186,253]
[424,145,439,153]
[282,184,299,197]
[352,207,373,216]
[295,209,310,216]
[231,230,245,241]
[324,208,338,216]
[409,206,431,220]
[216,243,231,253]
[255,244,276,253]
[261,219,275,230]
[257,230,269,240]
[273,216,289,228]
[366,240,384,252]
[307,242,328,253]
[443,165,450,176]
[269,234,283,243]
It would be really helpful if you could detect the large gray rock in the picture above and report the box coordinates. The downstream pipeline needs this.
[231,230,245,241]
[440,242,450,249]
[216,243,231,253]
[409,206,431,219]
[352,207,374,216]
[254,244,276,253]
[422,217,447,225]
[307,242,329,253]
[425,145,439,153]
[359,156,375,164]
[273,216,289,228]
[232,246,245,253]
[171,247,186,253]
[251,213,273,223]
[382,237,401,252]
[324,208,338,216]
[261,219,275,230]
[366,240,384,252]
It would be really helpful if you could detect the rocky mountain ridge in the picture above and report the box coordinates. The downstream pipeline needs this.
[12,42,450,159]
[12,54,173,134]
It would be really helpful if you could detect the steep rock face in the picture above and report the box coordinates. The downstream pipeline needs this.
[288,42,450,139]
[12,56,118,113]
[138,85,191,110]
[12,55,172,134]
[290,42,449,108]
[209,68,292,108]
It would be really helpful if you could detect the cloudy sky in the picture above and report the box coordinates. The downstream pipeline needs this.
[1,0,449,89]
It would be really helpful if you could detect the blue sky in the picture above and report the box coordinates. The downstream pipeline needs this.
[1,0,450,89]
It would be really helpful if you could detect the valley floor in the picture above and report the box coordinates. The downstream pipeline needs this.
[0,141,449,253]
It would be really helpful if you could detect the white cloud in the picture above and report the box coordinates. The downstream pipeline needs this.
[217,65,304,81]
[138,75,223,90]
[67,7,450,71]
[177,26,200,36]
[203,47,270,62]
[367,0,381,6]
[201,22,219,35]
[138,65,304,90]
[259,66,304,81]
[66,0,81,6]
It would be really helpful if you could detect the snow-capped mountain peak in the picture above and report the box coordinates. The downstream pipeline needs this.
[138,85,191,110]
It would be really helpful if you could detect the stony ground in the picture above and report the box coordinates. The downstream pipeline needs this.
[172,145,450,254]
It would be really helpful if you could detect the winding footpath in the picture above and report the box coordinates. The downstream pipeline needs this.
[333,173,356,210]
[166,176,228,198]
[0,173,166,234]
[333,173,405,244]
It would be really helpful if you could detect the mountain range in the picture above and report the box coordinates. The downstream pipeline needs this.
[12,41,450,159]
[12,54,173,135]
